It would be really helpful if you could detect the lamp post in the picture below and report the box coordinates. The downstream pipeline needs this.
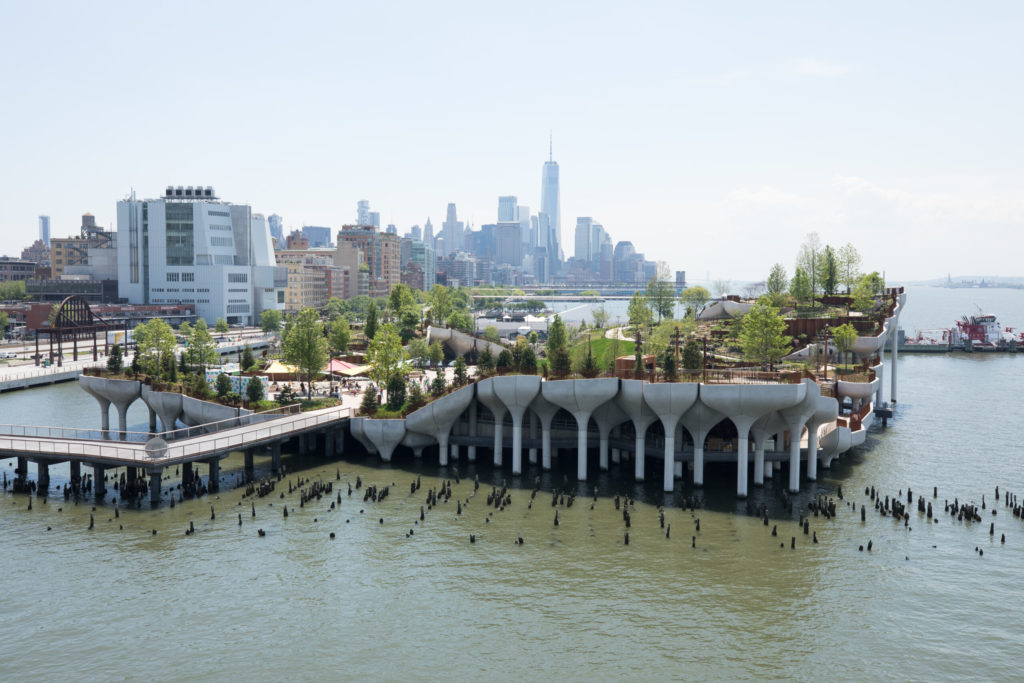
[823,324,830,381]
[702,335,708,384]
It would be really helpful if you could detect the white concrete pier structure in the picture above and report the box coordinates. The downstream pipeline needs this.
[490,376,541,475]
[476,378,508,467]
[617,380,657,483]
[542,378,619,481]
[405,383,475,466]
[642,383,699,492]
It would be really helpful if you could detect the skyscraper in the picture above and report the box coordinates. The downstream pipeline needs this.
[38,216,50,246]
[357,200,371,226]
[498,196,517,222]
[267,214,284,246]
[441,203,462,256]
[540,138,561,270]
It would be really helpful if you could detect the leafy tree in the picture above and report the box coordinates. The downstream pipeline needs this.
[519,347,537,375]
[861,271,886,295]
[738,301,792,369]
[591,305,610,329]
[679,286,711,319]
[851,275,877,313]
[178,321,192,338]
[134,318,177,377]
[386,375,406,411]
[795,232,822,305]
[712,280,732,298]
[408,338,430,368]
[215,372,232,398]
[682,339,701,371]
[0,280,27,301]
[328,317,351,356]
[837,243,863,294]
[430,373,448,397]
[214,317,230,334]
[549,346,572,378]
[831,323,859,366]
[483,325,500,342]
[477,346,495,376]
[453,356,469,385]
[260,309,283,334]
[359,384,378,416]
[366,323,408,392]
[188,370,209,399]
[389,283,417,318]
[165,352,178,382]
[364,301,379,341]
[188,319,218,371]
[496,348,513,371]
[241,344,255,371]
[246,376,265,404]
[627,291,653,330]
[645,277,676,322]
[765,264,789,306]
[546,314,568,354]
[790,267,813,306]
[662,345,678,382]
[106,343,123,374]
[821,245,838,296]
[528,331,538,345]
[428,340,444,367]
[283,308,329,397]
[446,310,472,332]
[428,285,454,325]
[399,308,420,343]
[322,297,347,321]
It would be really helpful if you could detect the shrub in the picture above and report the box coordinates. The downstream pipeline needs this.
[360,384,378,416]
[386,375,406,411]
[215,373,232,398]
[246,376,265,404]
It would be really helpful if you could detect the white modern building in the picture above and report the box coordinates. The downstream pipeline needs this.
[116,186,286,325]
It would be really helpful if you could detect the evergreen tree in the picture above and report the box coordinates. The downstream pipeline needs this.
[578,341,600,378]
[496,349,513,372]
[519,347,537,375]
[359,384,378,416]
[549,346,572,378]
[662,345,678,382]
[821,245,838,296]
[408,382,426,410]
[682,339,702,371]
[790,267,813,306]
[364,301,379,341]
[215,373,232,398]
[246,376,265,404]
[453,356,469,386]
[106,343,123,374]
[386,375,406,411]
[430,373,447,397]
[241,344,255,371]
[477,346,495,376]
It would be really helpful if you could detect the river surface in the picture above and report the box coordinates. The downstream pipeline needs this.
[2,285,1023,680]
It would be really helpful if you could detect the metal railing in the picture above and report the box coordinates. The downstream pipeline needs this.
[156,403,303,441]
[0,424,154,443]
[0,362,105,384]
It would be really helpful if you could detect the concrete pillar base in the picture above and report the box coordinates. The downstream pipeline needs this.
[93,464,106,496]
[182,461,194,487]
[36,462,50,491]
[208,459,220,490]
[271,443,281,473]
[148,468,162,504]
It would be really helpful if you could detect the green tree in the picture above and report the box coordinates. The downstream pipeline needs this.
[790,267,813,307]
[453,356,469,385]
[260,309,283,334]
[446,310,472,332]
[178,321,192,338]
[738,301,792,369]
[483,325,500,342]
[851,275,877,313]
[364,301,379,341]
[214,317,230,334]
[106,343,123,374]
[496,348,513,371]
[477,346,495,376]
[765,264,789,307]
[428,285,454,325]
[831,323,859,366]
[246,376,265,404]
[591,305,610,329]
[359,384,378,416]
[322,297,347,320]
[821,245,838,296]
[188,318,218,370]
[627,291,653,330]
[241,344,256,371]
[428,340,444,367]
[679,286,711,319]
[645,277,676,322]
[215,372,232,398]
[837,243,863,294]
[519,347,537,375]
[328,317,351,356]
[134,318,177,377]
[662,345,678,382]
[366,323,408,392]
[577,341,600,378]
[283,308,329,397]
[386,375,406,411]
[682,339,701,371]
[408,338,430,368]
[407,382,426,410]
[795,232,822,305]
[546,315,568,354]
[430,373,448,397]
[389,283,417,320]
[549,346,572,378]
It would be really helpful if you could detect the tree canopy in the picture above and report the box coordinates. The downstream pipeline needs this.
[214,317,230,334]
[134,318,177,377]
[627,291,653,329]
[328,317,351,356]
[260,309,282,333]
[738,301,792,369]
[282,307,329,396]
[366,323,407,390]
[765,264,789,306]
[645,277,676,322]
[679,286,710,319]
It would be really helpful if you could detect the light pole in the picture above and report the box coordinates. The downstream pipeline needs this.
[823,324,830,381]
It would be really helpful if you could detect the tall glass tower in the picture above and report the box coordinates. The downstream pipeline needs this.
[540,137,561,270]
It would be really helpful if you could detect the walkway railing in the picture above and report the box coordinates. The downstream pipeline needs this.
[0,424,153,443]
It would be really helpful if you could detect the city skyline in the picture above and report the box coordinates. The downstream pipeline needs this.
[2,2,1023,282]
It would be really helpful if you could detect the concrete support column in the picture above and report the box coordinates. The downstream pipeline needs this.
[764,457,773,480]
[576,423,588,482]
[182,461,194,487]
[98,398,111,432]
[693,443,704,486]
[541,427,552,470]
[467,401,477,462]
[736,435,749,498]
[244,449,254,476]
[70,460,81,483]
[148,468,162,505]
[511,416,524,475]
[208,459,220,490]
[271,443,281,473]
[663,430,675,493]
[788,429,801,493]
[611,447,620,464]
[16,456,27,479]
[874,354,885,407]
[492,418,504,467]
[890,326,899,403]
[634,432,646,482]
[439,433,450,466]
[599,435,609,472]
[807,425,819,481]
[753,437,766,487]
[36,462,50,491]
[115,404,130,439]
[450,442,458,462]
[93,464,106,495]
[528,412,538,465]
[148,407,157,432]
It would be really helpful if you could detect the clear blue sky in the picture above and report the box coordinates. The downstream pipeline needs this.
[2,1,1021,281]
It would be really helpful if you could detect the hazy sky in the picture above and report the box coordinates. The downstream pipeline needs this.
[2,1,1021,282]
